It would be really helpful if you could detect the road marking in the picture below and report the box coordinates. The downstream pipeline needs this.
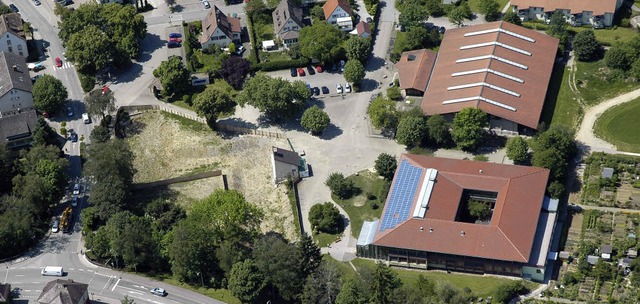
[14,274,24,277]
[112,278,121,291]
[127,290,144,295]
[101,275,114,294]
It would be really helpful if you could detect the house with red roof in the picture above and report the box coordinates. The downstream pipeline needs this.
[323,0,353,31]
[199,5,242,49]
[357,154,559,282]
[395,49,437,96]
[511,0,624,27]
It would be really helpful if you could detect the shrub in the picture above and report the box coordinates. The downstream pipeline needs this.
[386,86,402,100]
[375,153,397,180]
[79,73,96,93]
[254,58,310,71]
[182,94,192,106]
[60,127,67,136]
[473,155,489,162]
[325,172,356,199]
[493,281,527,304]
[309,202,343,234]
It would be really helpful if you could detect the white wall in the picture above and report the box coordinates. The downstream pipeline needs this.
[0,32,27,58]
[0,89,33,116]
[201,27,232,49]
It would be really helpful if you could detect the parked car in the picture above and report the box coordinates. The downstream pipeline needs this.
[306,66,315,75]
[71,197,78,207]
[9,4,18,12]
[66,106,73,117]
[167,41,181,48]
[438,26,446,34]
[321,86,329,94]
[312,87,320,96]
[297,68,305,76]
[55,57,62,67]
[316,65,324,73]
[290,67,297,77]
[73,183,80,195]
[51,220,59,233]
[344,83,352,93]
[31,74,43,83]
[33,0,41,6]
[169,33,182,38]
[203,1,211,8]
[150,288,167,297]
[336,84,343,94]
[169,37,182,43]
[366,17,373,23]
[70,132,78,143]
[235,45,246,55]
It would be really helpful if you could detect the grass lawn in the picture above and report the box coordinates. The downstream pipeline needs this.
[574,60,639,107]
[572,26,639,45]
[593,97,640,153]
[468,0,509,13]
[332,170,390,237]
[161,112,210,133]
[314,232,341,247]
[540,65,582,129]
[193,50,225,73]
[260,51,292,62]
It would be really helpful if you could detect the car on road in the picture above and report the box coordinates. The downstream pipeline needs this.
[203,0,211,8]
[71,197,78,207]
[235,45,245,55]
[55,57,62,67]
[9,4,18,12]
[316,65,324,73]
[344,83,352,93]
[290,67,297,77]
[336,84,343,94]
[167,41,181,48]
[366,17,373,23]
[33,0,41,5]
[150,288,167,297]
[312,87,320,95]
[297,68,305,76]
[306,66,315,75]
[73,183,80,195]
[169,37,182,43]
[31,74,43,83]
[66,106,73,117]
[82,113,91,124]
[169,33,182,38]
[70,132,78,142]
[321,86,329,94]
[51,220,59,233]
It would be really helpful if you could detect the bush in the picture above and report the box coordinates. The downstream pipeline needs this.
[386,86,402,100]
[325,172,356,199]
[493,281,527,304]
[60,127,67,136]
[182,94,192,106]
[254,58,310,71]
[573,30,602,62]
[79,73,96,93]
[375,153,397,180]
[309,202,343,234]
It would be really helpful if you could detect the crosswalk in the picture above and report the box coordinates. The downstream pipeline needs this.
[54,62,73,70]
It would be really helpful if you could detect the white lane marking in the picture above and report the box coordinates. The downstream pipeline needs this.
[14,274,24,277]
[112,278,121,291]
[101,276,115,294]
[128,290,144,295]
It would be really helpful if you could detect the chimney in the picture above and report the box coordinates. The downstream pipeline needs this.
[12,64,18,72]
[479,169,483,174]
[419,227,424,231]
[460,231,465,236]
[429,227,433,233]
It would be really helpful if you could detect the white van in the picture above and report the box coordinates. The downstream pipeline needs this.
[41,266,64,276]
[82,113,91,124]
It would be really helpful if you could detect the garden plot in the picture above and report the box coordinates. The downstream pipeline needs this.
[126,111,297,240]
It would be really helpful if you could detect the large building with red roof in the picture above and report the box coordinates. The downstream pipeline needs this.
[357,154,559,282]
[511,0,624,27]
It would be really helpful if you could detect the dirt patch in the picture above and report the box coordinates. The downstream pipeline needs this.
[352,196,367,207]
[127,111,296,240]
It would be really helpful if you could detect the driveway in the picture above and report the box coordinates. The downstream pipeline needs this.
[266,68,348,94]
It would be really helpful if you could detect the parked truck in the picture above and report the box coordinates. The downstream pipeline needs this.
[60,206,73,233]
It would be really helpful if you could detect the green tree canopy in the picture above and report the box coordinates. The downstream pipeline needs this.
[426,114,450,145]
[605,46,632,71]
[252,232,304,301]
[375,153,397,180]
[86,87,116,119]
[505,136,529,164]
[448,3,472,26]
[298,233,322,277]
[573,30,602,62]
[301,106,331,135]
[370,262,402,304]
[32,74,68,114]
[345,37,371,63]
[478,0,500,21]
[502,11,522,25]
[228,259,266,303]
[367,96,398,130]
[451,108,488,151]
[302,261,342,304]
[153,56,191,98]
[396,116,427,147]
[325,172,357,199]
[90,125,111,143]
[531,125,576,181]
[299,22,344,63]
[336,278,366,304]
[192,86,236,122]
[309,202,343,234]
[344,60,366,85]
[237,73,311,120]
[398,3,429,29]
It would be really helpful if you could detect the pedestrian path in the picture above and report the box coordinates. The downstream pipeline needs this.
[54,62,73,70]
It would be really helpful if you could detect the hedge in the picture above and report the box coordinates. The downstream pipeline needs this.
[254,58,310,71]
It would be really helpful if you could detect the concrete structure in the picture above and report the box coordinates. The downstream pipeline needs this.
[357,154,557,282]
[0,52,34,117]
[272,0,304,48]
[351,21,371,38]
[0,13,28,58]
[324,0,353,30]
[511,0,624,28]
[421,21,559,132]
[271,146,302,184]
[0,283,10,304]
[395,49,437,96]
[37,279,90,304]
[199,6,241,49]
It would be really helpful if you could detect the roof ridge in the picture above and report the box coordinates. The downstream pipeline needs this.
[497,226,528,262]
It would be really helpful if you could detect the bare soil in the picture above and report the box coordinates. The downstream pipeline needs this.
[127,111,296,240]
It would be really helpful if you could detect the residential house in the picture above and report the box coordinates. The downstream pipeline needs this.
[0,109,37,150]
[421,21,559,133]
[271,146,303,184]
[37,279,90,304]
[272,0,304,47]
[601,244,612,260]
[323,0,353,31]
[0,13,27,58]
[200,5,242,49]
[511,0,624,28]
[0,51,34,117]
[357,154,558,282]
[351,21,371,38]
[0,283,10,304]
[395,49,437,96]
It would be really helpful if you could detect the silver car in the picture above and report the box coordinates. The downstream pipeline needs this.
[150,287,167,297]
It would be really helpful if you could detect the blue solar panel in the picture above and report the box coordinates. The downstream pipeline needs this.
[379,159,423,232]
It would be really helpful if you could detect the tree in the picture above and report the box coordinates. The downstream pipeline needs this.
[298,233,322,277]
[336,279,366,304]
[502,10,522,25]
[375,153,397,180]
[252,232,304,301]
[370,262,401,304]
[396,116,427,147]
[449,3,471,27]
[106,211,157,271]
[192,86,235,121]
[426,115,450,145]
[66,25,114,74]
[531,125,576,181]
[245,0,267,17]
[0,5,12,15]
[399,3,429,29]
[325,172,356,199]
[301,106,331,135]
[237,73,311,120]
[386,86,402,101]
[605,46,632,71]
[345,37,371,63]
[310,5,325,20]
[451,108,488,151]
[90,125,111,143]
[228,259,266,303]
[505,136,529,164]
[547,181,565,199]
[478,0,500,22]
[32,75,68,114]
[494,281,527,304]
[309,202,343,234]
[219,56,251,89]
[367,96,398,130]
[121,295,135,304]
[86,87,116,119]
[31,117,58,147]
[343,60,366,85]
[549,11,567,37]
[302,261,342,304]
[299,22,343,63]
[573,30,601,62]
[468,201,491,221]
[153,56,191,97]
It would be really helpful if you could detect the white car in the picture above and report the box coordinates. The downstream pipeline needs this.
[72,183,80,195]
[151,287,167,297]
[344,83,352,93]
[52,220,59,233]
[336,84,343,94]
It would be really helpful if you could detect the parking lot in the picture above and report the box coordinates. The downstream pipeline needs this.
[266,66,350,96]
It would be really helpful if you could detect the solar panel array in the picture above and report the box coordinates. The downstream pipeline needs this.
[379,159,423,232]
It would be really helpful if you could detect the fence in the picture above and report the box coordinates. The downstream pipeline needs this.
[119,105,207,124]
[133,170,222,190]
[216,123,287,139]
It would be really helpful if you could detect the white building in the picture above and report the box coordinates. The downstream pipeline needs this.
[200,5,242,49]
[511,0,624,28]
[0,52,33,117]
[323,0,353,29]
[273,0,305,47]
[0,13,28,58]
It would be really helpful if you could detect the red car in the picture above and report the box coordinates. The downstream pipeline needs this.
[297,68,305,76]
[55,57,62,67]
[315,65,324,73]
[169,37,182,43]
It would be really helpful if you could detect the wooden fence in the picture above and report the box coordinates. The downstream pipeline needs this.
[133,170,222,190]
[216,123,287,139]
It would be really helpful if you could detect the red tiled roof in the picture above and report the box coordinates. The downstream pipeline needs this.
[200,5,241,44]
[373,154,550,263]
[511,0,617,16]
[355,21,371,36]
[421,21,559,129]
[395,49,437,93]
[323,0,352,20]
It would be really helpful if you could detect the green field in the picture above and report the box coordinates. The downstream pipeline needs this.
[467,0,509,13]
[593,98,640,153]
[574,60,639,106]
[541,65,582,129]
